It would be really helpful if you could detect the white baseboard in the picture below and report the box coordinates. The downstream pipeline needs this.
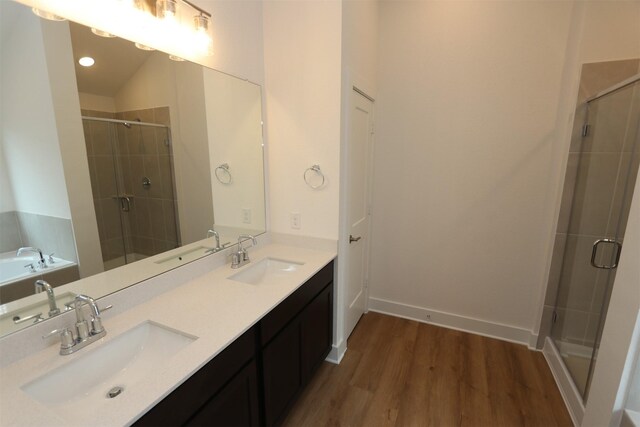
[368,297,535,347]
[325,339,347,364]
[543,337,584,426]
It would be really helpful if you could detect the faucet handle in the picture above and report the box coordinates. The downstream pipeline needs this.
[25,263,36,273]
[47,253,55,264]
[43,328,75,350]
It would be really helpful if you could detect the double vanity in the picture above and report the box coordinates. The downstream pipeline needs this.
[0,238,336,426]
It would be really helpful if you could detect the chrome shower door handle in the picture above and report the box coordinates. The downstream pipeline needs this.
[591,239,623,269]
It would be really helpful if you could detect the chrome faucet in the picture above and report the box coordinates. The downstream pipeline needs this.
[34,280,60,317]
[17,247,46,269]
[43,294,110,355]
[231,234,257,269]
[207,229,222,252]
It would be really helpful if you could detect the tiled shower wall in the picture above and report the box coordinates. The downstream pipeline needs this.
[540,59,640,349]
[82,107,179,267]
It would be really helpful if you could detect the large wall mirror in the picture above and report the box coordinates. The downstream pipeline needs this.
[0,1,266,337]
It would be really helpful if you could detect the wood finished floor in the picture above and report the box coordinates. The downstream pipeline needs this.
[282,312,572,427]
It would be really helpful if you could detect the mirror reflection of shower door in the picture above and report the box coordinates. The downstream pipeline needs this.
[82,117,180,271]
[82,118,129,271]
[550,78,640,400]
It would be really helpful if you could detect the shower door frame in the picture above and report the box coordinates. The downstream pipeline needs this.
[82,116,180,269]
[548,74,640,406]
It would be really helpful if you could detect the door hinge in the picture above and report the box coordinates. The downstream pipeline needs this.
[581,123,590,137]
[364,279,369,289]
[552,311,558,324]
[370,123,375,135]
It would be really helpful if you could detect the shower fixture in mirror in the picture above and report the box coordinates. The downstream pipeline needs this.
[0,1,266,338]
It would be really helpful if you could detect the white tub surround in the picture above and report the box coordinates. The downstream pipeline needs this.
[0,240,336,426]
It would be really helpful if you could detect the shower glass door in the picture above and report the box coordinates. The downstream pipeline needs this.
[83,117,180,271]
[551,78,640,400]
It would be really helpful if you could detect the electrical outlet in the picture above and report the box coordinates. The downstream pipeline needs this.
[425,314,431,321]
[242,208,251,224]
[290,212,301,229]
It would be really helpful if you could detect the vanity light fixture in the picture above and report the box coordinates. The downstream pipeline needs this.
[91,28,116,38]
[157,0,177,21]
[78,56,95,67]
[22,0,214,58]
[31,7,65,21]
[135,42,156,51]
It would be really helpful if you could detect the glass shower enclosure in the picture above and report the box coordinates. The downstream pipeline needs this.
[82,117,180,271]
[550,76,640,400]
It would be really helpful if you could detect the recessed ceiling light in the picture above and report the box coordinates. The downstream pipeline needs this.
[78,57,95,67]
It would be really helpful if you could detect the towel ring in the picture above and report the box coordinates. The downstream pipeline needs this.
[215,163,232,184]
[304,164,325,189]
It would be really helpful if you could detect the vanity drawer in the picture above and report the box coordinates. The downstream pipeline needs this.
[134,326,257,427]
[260,261,333,346]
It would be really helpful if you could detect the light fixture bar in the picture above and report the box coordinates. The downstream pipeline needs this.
[181,0,211,17]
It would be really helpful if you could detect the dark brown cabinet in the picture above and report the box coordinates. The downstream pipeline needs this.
[187,361,260,427]
[134,261,334,427]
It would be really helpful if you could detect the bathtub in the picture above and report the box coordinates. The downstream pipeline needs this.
[0,252,74,286]
[0,252,79,305]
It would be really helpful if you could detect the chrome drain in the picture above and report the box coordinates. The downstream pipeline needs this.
[107,386,124,399]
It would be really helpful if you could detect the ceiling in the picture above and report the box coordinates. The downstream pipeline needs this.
[70,22,151,97]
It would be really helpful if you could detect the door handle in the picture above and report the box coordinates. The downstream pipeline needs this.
[591,239,622,269]
[122,197,131,212]
[349,235,362,244]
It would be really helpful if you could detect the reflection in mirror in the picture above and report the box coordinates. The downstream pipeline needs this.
[0,1,266,337]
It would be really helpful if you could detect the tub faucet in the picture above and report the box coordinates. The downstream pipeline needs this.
[231,234,257,269]
[17,247,46,269]
[34,280,60,317]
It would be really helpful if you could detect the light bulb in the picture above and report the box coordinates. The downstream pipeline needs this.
[193,14,213,56]
[91,28,116,38]
[157,0,178,21]
[78,57,95,67]
[135,42,155,51]
[32,8,65,21]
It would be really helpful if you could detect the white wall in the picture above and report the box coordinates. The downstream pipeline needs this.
[341,0,378,96]
[78,92,116,113]
[204,70,265,233]
[0,145,16,213]
[263,0,342,240]
[369,1,576,341]
[1,3,72,219]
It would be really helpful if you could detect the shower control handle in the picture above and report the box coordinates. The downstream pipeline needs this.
[590,239,622,269]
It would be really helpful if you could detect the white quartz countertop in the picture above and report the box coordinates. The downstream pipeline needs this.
[0,243,336,427]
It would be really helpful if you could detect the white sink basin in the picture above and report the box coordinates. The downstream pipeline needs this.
[21,321,196,420]
[228,257,304,285]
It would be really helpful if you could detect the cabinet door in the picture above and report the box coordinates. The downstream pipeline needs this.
[187,360,260,427]
[301,283,333,383]
[262,318,302,425]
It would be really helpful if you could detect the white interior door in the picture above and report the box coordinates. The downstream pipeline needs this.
[345,89,374,339]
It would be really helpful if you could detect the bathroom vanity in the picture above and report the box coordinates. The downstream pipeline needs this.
[0,241,336,427]
[135,262,334,426]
